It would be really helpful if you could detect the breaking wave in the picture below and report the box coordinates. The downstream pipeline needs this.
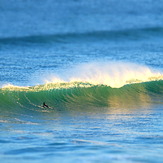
[0,62,162,111]
[0,80,162,111]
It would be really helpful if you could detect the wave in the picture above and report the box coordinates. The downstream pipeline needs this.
[1,27,163,44]
[0,80,163,112]
[0,61,162,111]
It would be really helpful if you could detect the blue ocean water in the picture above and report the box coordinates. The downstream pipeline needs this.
[0,0,163,162]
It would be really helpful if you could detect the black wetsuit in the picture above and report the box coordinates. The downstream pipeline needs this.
[43,102,49,108]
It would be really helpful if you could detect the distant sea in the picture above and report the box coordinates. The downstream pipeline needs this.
[0,0,163,162]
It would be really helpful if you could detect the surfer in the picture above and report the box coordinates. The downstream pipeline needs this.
[43,102,49,108]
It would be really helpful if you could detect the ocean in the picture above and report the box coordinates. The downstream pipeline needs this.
[0,0,163,162]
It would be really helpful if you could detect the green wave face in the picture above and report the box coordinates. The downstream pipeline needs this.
[0,81,163,113]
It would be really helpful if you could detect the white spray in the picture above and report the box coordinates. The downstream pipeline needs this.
[44,61,162,88]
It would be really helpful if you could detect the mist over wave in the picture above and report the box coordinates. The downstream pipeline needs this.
[32,61,163,88]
